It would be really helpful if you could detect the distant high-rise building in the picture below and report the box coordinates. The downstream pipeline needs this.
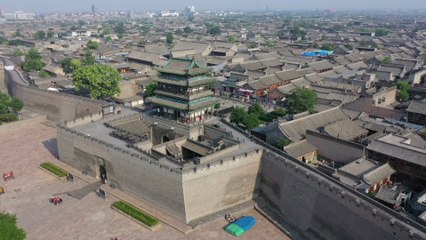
[91,4,96,14]
[184,5,195,16]
[0,8,4,17]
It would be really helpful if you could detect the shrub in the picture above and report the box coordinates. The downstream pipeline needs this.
[271,108,286,117]
[0,213,26,240]
[113,201,159,227]
[40,162,68,177]
[258,113,277,122]
[0,114,18,122]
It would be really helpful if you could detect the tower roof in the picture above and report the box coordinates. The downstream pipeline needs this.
[156,58,210,76]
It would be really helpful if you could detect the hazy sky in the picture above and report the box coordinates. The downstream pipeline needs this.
[0,0,424,13]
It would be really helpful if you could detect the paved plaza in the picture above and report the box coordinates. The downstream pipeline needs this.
[0,119,290,240]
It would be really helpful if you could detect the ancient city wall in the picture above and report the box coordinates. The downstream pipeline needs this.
[182,149,262,223]
[260,150,426,240]
[57,126,187,221]
[4,68,104,123]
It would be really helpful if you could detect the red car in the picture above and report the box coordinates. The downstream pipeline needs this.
[49,197,63,205]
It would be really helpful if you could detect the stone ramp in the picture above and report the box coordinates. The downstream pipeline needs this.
[188,200,255,229]
[65,181,102,200]
[255,200,309,240]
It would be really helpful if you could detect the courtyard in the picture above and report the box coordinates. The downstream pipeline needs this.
[0,118,290,240]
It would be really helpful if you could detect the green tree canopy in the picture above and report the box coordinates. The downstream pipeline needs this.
[61,58,81,74]
[166,32,174,44]
[423,55,426,65]
[206,24,221,36]
[114,22,126,38]
[381,56,392,64]
[247,42,258,49]
[227,36,236,43]
[284,88,318,115]
[0,92,23,124]
[86,40,100,50]
[275,138,292,149]
[72,64,121,99]
[47,30,55,38]
[321,43,335,51]
[0,213,26,240]
[82,51,95,66]
[248,103,264,116]
[34,30,46,40]
[138,39,146,47]
[39,70,50,78]
[23,48,45,72]
[266,40,275,48]
[396,81,410,102]
[230,107,246,125]
[183,26,192,34]
[144,83,157,98]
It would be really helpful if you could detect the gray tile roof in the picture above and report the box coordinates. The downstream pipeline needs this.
[278,107,350,141]
[284,139,317,158]
[367,134,426,167]
[407,100,426,115]
[363,163,396,185]
[323,119,368,140]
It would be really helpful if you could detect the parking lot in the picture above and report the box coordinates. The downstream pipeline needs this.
[0,119,289,240]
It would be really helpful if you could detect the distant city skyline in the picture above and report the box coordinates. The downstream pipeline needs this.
[0,0,425,13]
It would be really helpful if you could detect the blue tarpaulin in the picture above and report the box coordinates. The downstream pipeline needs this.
[302,50,333,57]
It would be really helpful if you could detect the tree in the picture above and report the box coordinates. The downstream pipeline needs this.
[183,26,192,34]
[381,56,392,64]
[138,39,146,47]
[227,36,236,43]
[0,92,23,124]
[82,51,95,66]
[275,138,292,149]
[344,44,354,50]
[61,58,81,74]
[9,97,23,112]
[206,24,221,36]
[0,37,8,45]
[78,20,87,27]
[244,114,260,130]
[0,213,26,240]
[114,22,125,38]
[23,48,45,72]
[248,103,264,116]
[144,83,157,98]
[104,36,112,42]
[284,88,318,115]
[86,40,100,50]
[166,32,174,44]
[396,81,410,102]
[39,70,50,78]
[34,30,46,40]
[47,30,55,38]
[72,64,121,99]
[13,49,25,56]
[266,40,275,48]
[247,42,258,49]
[423,55,426,65]
[230,107,246,125]
[321,43,334,51]
[375,28,391,37]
